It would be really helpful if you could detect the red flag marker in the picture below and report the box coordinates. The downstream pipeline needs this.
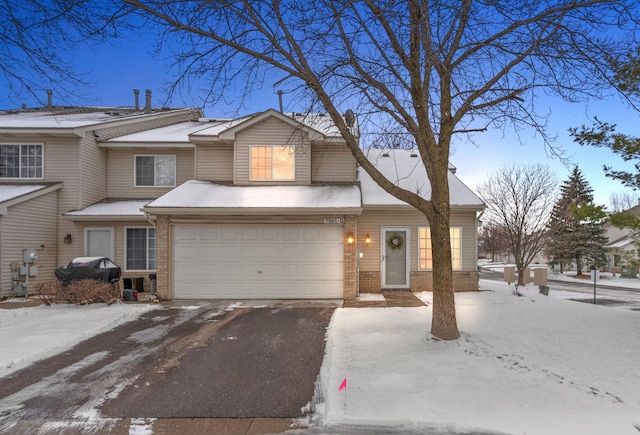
[338,378,347,391]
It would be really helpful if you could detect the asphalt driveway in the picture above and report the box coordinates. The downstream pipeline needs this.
[0,300,336,433]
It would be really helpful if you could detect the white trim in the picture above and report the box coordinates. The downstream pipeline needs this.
[134,154,177,187]
[124,226,157,272]
[84,227,114,259]
[248,145,296,181]
[381,226,411,289]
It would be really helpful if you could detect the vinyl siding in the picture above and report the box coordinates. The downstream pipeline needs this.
[80,135,107,207]
[357,208,478,272]
[0,191,58,297]
[106,149,195,198]
[311,144,356,182]
[195,144,233,181]
[234,117,311,185]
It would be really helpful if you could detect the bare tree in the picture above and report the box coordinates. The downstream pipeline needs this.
[6,1,639,339]
[610,191,638,213]
[479,223,510,262]
[477,164,558,286]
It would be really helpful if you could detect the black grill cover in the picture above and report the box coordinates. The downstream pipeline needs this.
[54,257,122,285]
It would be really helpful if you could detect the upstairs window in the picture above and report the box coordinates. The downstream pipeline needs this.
[0,144,43,179]
[419,227,462,270]
[250,145,295,181]
[135,155,176,187]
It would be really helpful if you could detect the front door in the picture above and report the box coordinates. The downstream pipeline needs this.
[381,227,410,288]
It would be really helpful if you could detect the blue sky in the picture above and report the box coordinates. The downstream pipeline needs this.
[1,33,637,208]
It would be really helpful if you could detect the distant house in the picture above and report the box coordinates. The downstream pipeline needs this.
[0,104,484,300]
[604,204,640,274]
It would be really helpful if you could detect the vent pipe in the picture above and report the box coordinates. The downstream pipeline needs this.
[145,89,152,113]
[46,89,53,109]
[134,89,140,110]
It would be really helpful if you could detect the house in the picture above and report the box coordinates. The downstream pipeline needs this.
[603,204,640,275]
[1,102,484,300]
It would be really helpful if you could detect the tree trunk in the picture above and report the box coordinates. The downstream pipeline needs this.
[428,171,459,340]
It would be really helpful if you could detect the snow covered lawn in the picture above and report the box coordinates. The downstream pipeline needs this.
[0,302,157,379]
[316,280,640,435]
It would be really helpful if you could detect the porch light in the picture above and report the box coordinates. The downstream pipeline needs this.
[346,233,354,244]
[364,233,371,245]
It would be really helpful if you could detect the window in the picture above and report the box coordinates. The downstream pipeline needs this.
[419,227,462,270]
[126,227,156,270]
[85,228,114,258]
[135,155,176,186]
[250,145,295,180]
[0,144,43,179]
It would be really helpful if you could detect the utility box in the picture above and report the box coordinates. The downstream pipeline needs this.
[23,248,38,263]
[521,267,531,284]
[504,266,515,283]
[533,268,548,286]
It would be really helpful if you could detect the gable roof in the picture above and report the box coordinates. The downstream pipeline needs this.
[63,199,151,221]
[0,183,63,215]
[359,149,485,209]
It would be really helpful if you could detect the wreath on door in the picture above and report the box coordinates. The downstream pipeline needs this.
[386,232,404,250]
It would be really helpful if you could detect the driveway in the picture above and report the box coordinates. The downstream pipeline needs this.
[0,300,336,433]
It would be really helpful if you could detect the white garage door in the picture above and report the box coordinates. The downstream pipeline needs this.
[173,224,344,299]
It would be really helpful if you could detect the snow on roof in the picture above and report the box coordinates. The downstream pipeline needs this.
[188,115,254,137]
[145,180,362,211]
[605,236,635,249]
[0,184,49,203]
[103,119,231,143]
[359,149,485,208]
[64,200,151,216]
[0,107,182,129]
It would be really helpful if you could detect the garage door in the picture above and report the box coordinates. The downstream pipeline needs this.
[173,224,344,299]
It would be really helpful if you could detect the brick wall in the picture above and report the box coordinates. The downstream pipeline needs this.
[155,216,170,300]
[343,215,358,300]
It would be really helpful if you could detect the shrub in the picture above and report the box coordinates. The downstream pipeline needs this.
[35,279,120,306]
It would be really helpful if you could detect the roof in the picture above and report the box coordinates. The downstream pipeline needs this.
[0,183,63,215]
[100,121,215,146]
[605,235,636,249]
[63,199,151,221]
[143,180,362,215]
[359,149,485,209]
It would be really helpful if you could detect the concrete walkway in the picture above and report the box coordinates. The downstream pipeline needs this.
[343,291,427,308]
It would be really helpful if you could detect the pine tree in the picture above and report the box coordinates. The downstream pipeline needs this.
[547,167,607,275]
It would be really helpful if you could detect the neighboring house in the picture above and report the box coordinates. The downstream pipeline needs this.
[1,103,484,300]
[603,204,640,273]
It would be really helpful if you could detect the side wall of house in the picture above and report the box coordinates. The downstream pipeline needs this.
[357,208,479,292]
[106,149,195,198]
[80,135,108,207]
[195,144,234,181]
[311,144,356,182]
[0,191,59,297]
[234,117,311,185]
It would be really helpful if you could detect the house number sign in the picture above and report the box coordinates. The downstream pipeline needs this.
[323,218,345,224]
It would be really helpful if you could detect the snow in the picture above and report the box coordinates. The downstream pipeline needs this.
[3,283,640,434]
[0,185,48,203]
[314,280,640,434]
[64,200,150,217]
[145,179,362,210]
[103,120,222,143]
[0,303,157,379]
[359,149,485,208]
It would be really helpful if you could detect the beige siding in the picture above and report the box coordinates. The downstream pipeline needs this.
[0,192,59,297]
[80,135,108,206]
[357,208,478,272]
[234,117,311,185]
[311,144,356,182]
[106,149,195,198]
[195,144,233,181]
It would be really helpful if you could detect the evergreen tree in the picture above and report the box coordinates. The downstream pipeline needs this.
[547,167,607,275]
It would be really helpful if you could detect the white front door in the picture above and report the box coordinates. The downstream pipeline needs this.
[381,227,410,288]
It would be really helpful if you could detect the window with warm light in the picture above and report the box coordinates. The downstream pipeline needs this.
[250,145,295,181]
[419,227,461,270]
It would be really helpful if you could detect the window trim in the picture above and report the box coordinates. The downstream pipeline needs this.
[84,227,114,259]
[418,226,462,271]
[124,226,157,272]
[249,145,296,181]
[134,154,177,187]
[0,143,44,180]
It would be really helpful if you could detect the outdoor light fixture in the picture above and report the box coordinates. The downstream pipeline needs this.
[346,233,354,244]
[364,233,371,245]
[63,233,72,244]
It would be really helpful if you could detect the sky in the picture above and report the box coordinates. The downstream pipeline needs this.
[2,275,640,434]
[1,25,638,208]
